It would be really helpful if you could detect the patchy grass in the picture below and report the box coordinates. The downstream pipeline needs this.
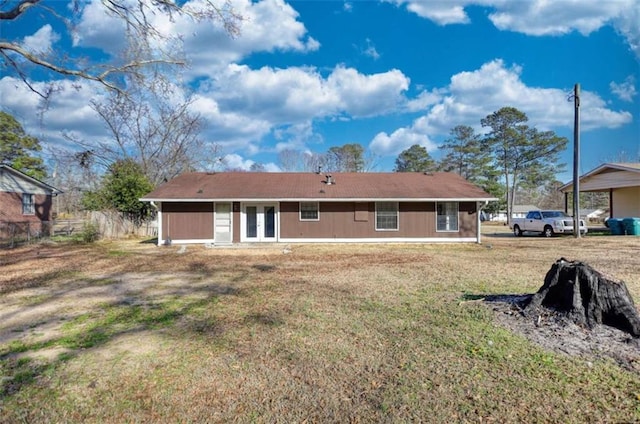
[0,233,639,422]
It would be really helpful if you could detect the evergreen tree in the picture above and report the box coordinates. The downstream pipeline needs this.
[0,111,47,180]
[82,159,153,224]
[481,107,567,225]
[439,125,504,212]
[394,144,435,172]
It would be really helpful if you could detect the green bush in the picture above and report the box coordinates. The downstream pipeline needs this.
[77,222,101,243]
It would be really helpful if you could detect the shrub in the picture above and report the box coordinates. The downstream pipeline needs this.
[77,222,101,243]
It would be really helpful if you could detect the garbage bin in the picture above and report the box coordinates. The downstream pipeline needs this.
[608,218,625,235]
[622,218,640,236]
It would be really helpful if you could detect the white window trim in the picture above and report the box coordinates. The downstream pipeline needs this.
[299,201,320,221]
[22,193,35,215]
[375,201,399,231]
[436,201,459,232]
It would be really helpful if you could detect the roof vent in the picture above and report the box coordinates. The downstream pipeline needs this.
[325,174,334,185]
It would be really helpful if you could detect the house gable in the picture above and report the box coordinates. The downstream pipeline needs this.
[0,165,61,224]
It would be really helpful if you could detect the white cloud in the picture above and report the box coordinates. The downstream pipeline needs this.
[273,122,321,150]
[220,153,280,171]
[22,25,60,55]
[326,66,409,117]
[610,76,638,102]
[1,58,411,164]
[72,0,126,54]
[486,1,632,36]
[370,127,438,156]
[406,89,445,112]
[363,38,381,60]
[162,0,320,78]
[187,63,410,154]
[391,0,640,57]
[221,153,255,170]
[72,0,319,76]
[369,59,633,155]
[189,94,272,150]
[613,5,640,58]
[205,63,409,126]
[386,0,492,25]
[0,77,108,148]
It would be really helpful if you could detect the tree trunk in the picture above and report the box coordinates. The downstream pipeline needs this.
[525,258,640,337]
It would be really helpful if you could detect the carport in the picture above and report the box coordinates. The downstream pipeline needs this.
[560,163,640,219]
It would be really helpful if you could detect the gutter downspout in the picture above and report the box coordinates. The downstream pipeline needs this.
[477,201,489,244]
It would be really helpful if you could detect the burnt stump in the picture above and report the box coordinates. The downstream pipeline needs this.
[524,258,640,337]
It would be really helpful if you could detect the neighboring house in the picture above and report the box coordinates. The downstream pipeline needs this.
[560,163,640,219]
[0,164,61,235]
[490,205,540,222]
[140,172,497,245]
[581,208,608,223]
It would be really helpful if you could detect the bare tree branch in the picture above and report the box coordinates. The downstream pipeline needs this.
[1,0,242,95]
[0,0,40,20]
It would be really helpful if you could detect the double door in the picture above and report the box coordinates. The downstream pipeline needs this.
[244,204,277,242]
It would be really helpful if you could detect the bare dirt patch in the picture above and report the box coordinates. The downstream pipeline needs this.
[483,294,640,372]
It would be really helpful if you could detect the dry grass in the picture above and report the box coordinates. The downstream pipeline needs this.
[1,229,639,423]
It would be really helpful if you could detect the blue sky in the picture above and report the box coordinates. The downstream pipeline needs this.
[1,0,639,182]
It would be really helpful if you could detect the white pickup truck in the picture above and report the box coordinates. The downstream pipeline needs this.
[510,210,588,237]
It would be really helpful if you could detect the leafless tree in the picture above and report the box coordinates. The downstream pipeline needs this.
[63,74,214,186]
[47,147,101,215]
[1,0,242,98]
[278,149,306,172]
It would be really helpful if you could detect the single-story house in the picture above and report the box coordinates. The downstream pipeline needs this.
[140,172,497,245]
[0,164,61,236]
[560,163,640,219]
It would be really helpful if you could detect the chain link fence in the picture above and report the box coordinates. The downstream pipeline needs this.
[1,214,157,248]
[0,221,55,248]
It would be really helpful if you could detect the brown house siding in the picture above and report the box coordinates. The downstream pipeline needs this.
[232,202,241,243]
[0,192,53,223]
[280,201,477,239]
[162,202,214,241]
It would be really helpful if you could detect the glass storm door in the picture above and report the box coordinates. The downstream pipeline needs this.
[244,204,277,241]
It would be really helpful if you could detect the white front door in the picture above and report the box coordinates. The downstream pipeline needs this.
[215,203,232,243]
[243,204,277,242]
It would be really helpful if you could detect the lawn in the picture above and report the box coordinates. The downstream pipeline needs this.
[1,229,639,423]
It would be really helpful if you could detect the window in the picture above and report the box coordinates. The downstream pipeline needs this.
[22,193,35,215]
[436,202,458,232]
[376,202,398,231]
[300,202,319,221]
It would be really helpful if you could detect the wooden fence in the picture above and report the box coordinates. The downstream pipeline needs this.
[88,211,157,239]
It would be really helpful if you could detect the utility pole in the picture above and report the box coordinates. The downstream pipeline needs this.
[573,83,581,238]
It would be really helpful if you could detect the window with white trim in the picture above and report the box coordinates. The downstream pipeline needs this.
[300,202,319,221]
[436,202,459,232]
[22,193,35,215]
[376,202,398,231]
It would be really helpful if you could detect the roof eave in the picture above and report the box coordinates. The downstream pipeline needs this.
[560,162,640,192]
[141,197,499,202]
[0,164,63,194]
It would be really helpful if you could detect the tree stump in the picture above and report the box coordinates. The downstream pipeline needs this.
[525,258,640,337]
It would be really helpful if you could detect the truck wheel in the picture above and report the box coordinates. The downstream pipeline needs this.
[513,225,522,237]
[543,226,554,238]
